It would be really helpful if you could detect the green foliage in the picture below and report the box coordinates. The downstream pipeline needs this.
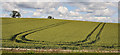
[10,11,21,18]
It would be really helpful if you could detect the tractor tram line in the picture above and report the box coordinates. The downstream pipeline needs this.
[11,21,70,43]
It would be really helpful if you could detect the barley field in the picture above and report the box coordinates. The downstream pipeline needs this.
[1,18,119,53]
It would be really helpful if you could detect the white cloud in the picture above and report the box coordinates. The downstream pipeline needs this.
[57,6,68,14]
[69,11,80,16]
[16,2,59,9]
[88,17,112,22]
[0,2,118,23]
[59,14,63,17]
[2,2,20,11]
[1,2,60,12]
[36,9,43,12]
[68,0,119,2]
[0,0,119,2]
[94,8,115,16]
[33,12,41,16]
[49,8,56,12]
[21,10,33,14]
[70,2,117,17]
[75,8,93,12]
[65,16,83,20]
[1,14,9,17]
[0,0,63,2]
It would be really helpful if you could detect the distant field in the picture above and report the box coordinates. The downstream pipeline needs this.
[1,18,119,52]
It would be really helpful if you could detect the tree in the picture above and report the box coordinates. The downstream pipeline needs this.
[48,16,54,19]
[48,16,52,19]
[10,10,21,18]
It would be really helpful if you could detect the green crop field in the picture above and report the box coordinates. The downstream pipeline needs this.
[1,18,120,52]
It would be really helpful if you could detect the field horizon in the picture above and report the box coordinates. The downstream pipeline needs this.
[1,17,119,24]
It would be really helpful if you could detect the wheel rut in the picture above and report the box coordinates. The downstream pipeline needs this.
[56,23,106,46]
[74,23,106,46]
[11,21,70,43]
[11,22,106,47]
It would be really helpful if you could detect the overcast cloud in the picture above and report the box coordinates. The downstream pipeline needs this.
[0,0,119,23]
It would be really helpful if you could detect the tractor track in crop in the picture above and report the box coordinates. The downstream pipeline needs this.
[56,22,103,45]
[26,22,105,46]
[74,23,106,46]
[78,23,103,42]
[11,21,70,43]
[55,23,106,46]
[18,22,105,46]
[87,23,106,44]
[11,22,106,47]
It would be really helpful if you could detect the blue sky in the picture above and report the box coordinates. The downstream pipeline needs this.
[0,0,119,23]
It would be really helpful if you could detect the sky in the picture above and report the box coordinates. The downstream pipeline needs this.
[0,0,119,23]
